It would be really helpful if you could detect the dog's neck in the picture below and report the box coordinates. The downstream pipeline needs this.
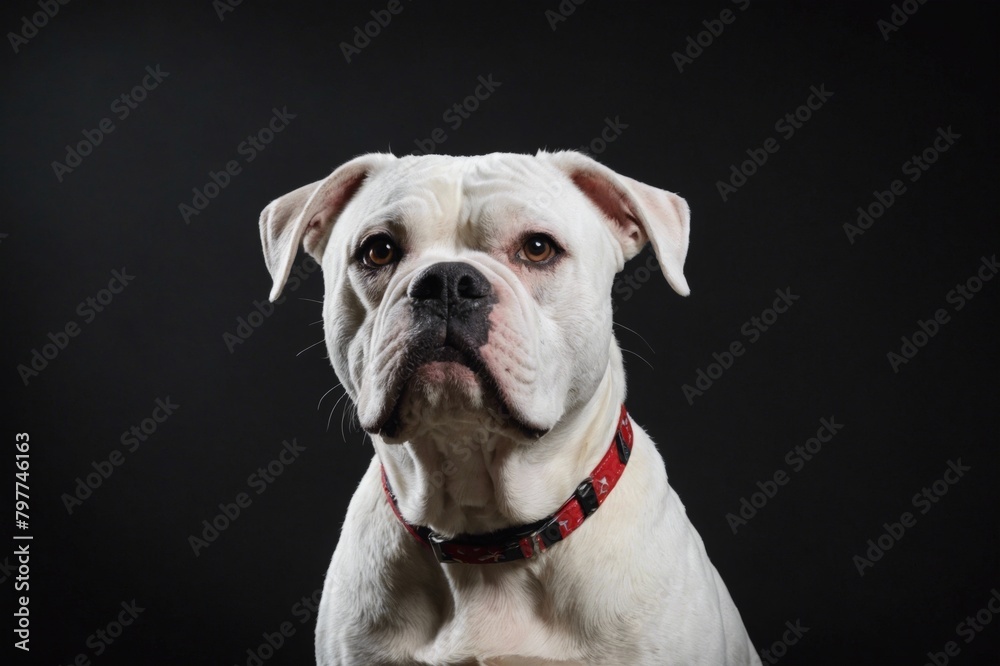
[373,344,627,537]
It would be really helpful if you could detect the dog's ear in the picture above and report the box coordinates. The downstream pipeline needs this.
[259,153,395,302]
[540,150,691,296]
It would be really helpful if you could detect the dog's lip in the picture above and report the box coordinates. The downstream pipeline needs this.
[366,342,548,440]
[362,344,468,436]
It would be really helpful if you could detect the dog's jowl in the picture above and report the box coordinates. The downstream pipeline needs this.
[259,151,761,665]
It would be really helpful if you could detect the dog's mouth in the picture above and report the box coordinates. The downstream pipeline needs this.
[369,332,545,442]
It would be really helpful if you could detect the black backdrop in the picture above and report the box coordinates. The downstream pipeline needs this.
[3,1,998,664]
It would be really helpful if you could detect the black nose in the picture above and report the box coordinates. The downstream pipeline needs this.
[408,262,492,305]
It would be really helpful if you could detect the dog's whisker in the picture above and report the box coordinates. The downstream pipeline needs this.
[331,389,349,412]
[296,339,326,357]
[326,390,349,432]
[353,408,362,435]
[309,319,323,326]
[326,401,339,432]
[341,397,360,439]
[613,322,656,355]
[621,347,655,370]
[300,297,324,305]
[317,384,342,410]
[327,389,350,433]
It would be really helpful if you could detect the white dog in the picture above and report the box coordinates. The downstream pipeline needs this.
[259,151,760,665]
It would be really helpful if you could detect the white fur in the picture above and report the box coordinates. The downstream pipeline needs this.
[260,151,760,665]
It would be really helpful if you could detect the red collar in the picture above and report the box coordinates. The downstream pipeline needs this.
[380,404,634,564]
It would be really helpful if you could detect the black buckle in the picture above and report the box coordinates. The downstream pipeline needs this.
[428,533,455,563]
[615,430,631,464]
[534,516,565,550]
[575,479,600,517]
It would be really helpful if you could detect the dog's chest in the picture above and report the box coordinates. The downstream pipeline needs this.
[413,567,585,664]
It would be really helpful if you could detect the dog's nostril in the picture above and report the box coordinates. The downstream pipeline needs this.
[456,274,488,299]
[409,272,446,301]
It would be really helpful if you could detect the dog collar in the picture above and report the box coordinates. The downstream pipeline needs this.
[380,404,634,564]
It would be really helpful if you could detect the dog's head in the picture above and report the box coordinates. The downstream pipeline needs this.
[259,151,689,442]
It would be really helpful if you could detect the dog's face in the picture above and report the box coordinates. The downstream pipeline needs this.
[260,151,690,442]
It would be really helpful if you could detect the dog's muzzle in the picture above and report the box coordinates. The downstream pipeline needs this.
[375,261,501,438]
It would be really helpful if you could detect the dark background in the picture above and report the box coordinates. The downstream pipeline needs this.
[3,1,998,664]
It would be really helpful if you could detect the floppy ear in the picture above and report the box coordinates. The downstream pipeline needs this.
[540,150,691,296]
[259,153,395,302]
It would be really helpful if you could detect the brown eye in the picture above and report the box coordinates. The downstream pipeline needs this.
[360,234,400,268]
[518,234,558,264]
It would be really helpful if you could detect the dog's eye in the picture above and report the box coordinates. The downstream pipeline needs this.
[359,234,401,268]
[518,234,559,264]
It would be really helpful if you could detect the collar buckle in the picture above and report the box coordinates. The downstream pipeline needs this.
[428,532,454,563]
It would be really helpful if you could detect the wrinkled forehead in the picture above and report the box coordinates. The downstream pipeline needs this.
[348,154,580,239]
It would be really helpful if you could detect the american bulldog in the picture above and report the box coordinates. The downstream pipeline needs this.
[259,150,760,665]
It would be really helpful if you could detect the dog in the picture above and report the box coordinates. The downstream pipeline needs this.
[259,151,761,665]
